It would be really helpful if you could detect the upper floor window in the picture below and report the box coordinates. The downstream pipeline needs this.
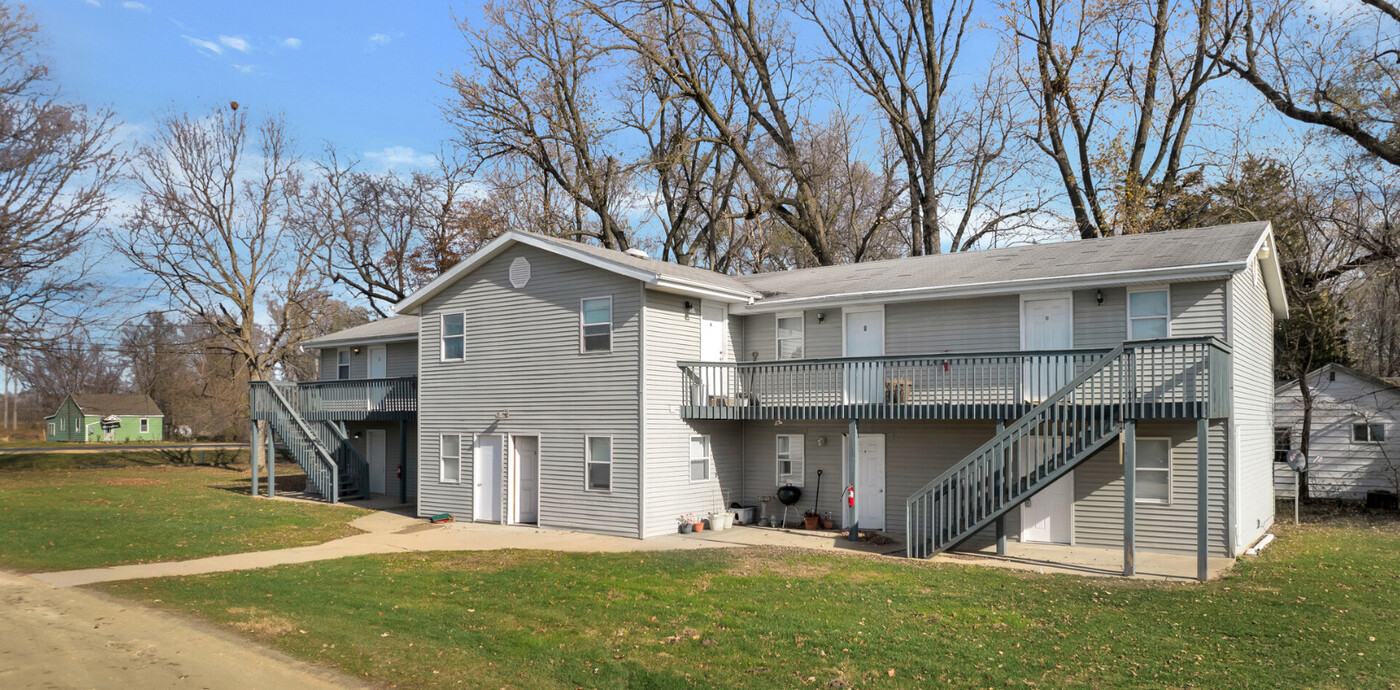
[337,349,351,379]
[581,297,612,353]
[1353,422,1386,444]
[1128,289,1169,339]
[776,312,804,359]
[441,312,465,361]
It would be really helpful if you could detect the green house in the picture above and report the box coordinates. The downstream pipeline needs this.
[44,394,165,443]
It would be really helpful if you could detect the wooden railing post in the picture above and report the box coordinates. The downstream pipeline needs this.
[1124,418,1137,576]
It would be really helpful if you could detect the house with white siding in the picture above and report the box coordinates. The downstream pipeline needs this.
[1274,363,1400,501]
[250,221,1287,578]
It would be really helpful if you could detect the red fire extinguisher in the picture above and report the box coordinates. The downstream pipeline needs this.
[846,485,855,508]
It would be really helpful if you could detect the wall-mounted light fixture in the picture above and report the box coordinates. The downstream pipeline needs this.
[683,300,695,314]
[816,436,827,447]
[495,410,510,420]
[353,347,362,354]
[816,312,826,324]
[353,432,361,440]
[1095,289,1104,306]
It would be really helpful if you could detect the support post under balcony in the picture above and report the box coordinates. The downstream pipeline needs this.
[847,418,859,542]
[250,421,260,497]
[1197,418,1209,581]
[995,419,1006,556]
[1123,419,1137,576]
[266,424,276,498]
[398,420,409,505]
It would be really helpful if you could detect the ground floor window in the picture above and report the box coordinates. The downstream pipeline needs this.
[586,436,612,490]
[47,423,55,436]
[1135,438,1171,504]
[776,434,804,487]
[1353,422,1386,444]
[689,435,711,481]
[140,418,150,433]
[439,434,461,483]
[1274,427,1291,463]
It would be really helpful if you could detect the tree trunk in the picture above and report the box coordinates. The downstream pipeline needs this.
[1298,374,1313,501]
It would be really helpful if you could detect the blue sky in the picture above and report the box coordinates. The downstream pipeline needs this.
[33,0,471,169]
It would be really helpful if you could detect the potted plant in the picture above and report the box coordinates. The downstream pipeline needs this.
[678,514,695,534]
[821,512,835,529]
[694,519,705,533]
[803,510,821,530]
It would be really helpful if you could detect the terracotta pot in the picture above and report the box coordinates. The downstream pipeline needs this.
[803,514,821,530]
[694,521,705,533]
[822,518,835,529]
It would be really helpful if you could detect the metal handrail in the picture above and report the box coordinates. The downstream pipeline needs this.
[253,381,342,503]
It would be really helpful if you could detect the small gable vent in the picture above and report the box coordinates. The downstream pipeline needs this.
[509,257,531,288]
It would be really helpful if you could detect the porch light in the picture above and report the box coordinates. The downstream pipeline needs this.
[816,436,826,446]
[353,347,362,354]
[1095,290,1104,305]
[816,312,826,323]
[495,410,510,420]
[684,300,694,313]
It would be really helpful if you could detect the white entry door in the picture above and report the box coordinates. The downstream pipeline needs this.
[844,433,887,530]
[474,435,503,522]
[513,435,539,524]
[366,429,386,494]
[368,345,388,379]
[1021,296,1073,402]
[698,303,730,401]
[844,308,884,403]
[1021,472,1074,544]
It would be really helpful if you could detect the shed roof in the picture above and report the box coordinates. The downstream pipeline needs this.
[301,315,420,350]
[68,394,163,417]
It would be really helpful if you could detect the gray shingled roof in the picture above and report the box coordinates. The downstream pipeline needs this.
[735,222,1271,302]
[301,315,419,349]
[70,394,163,417]
[525,232,756,296]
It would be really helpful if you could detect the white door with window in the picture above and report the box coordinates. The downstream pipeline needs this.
[1021,471,1073,544]
[366,429,386,495]
[844,309,884,403]
[844,433,886,530]
[698,303,730,402]
[1022,296,1073,402]
[474,435,503,522]
[513,436,539,524]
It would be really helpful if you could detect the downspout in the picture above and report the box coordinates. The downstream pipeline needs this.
[636,282,647,539]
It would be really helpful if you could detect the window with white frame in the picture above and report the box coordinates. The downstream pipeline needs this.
[776,312,804,359]
[139,418,149,433]
[1274,427,1292,463]
[337,349,351,379]
[580,297,612,352]
[1135,438,1171,503]
[47,423,55,437]
[776,434,805,487]
[689,435,711,481]
[1353,422,1386,444]
[1128,289,1170,339]
[441,313,465,361]
[440,434,461,483]
[586,436,612,490]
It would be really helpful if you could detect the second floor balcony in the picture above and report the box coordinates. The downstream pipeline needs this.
[251,377,418,423]
[678,337,1230,422]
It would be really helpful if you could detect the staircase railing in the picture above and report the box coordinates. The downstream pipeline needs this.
[319,419,370,500]
[251,381,342,503]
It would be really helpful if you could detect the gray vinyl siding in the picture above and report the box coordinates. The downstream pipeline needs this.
[318,340,417,380]
[1074,287,1126,348]
[885,296,1019,354]
[1072,420,1230,556]
[1229,259,1276,553]
[642,291,746,537]
[1274,369,1400,500]
[347,420,418,500]
[416,243,642,536]
[1171,280,1227,337]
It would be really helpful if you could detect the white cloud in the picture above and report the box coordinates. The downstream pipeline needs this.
[233,64,255,74]
[219,35,251,52]
[85,0,101,8]
[368,33,392,45]
[281,37,301,49]
[121,1,149,11]
[182,35,223,54]
[364,146,436,171]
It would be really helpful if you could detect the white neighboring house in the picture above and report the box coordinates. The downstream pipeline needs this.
[1274,363,1400,499]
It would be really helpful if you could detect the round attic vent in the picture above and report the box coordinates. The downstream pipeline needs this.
[509,257,531,288]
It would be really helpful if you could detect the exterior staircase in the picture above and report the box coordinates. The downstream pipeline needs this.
[252,382,370,503]
[905,343,1134,558]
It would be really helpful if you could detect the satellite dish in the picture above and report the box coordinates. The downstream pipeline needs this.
[1285,449,1307,472]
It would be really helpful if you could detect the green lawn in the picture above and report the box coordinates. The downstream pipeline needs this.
[99,511,1400,688]
[0,452,365,572]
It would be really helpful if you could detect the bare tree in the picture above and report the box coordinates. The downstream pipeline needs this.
[119,105,323,465]
[14,332,124,412]
[449,0,635,250]
[1215,0,1400,168]
[0,3,122,353]
[1004,0,1223,238]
